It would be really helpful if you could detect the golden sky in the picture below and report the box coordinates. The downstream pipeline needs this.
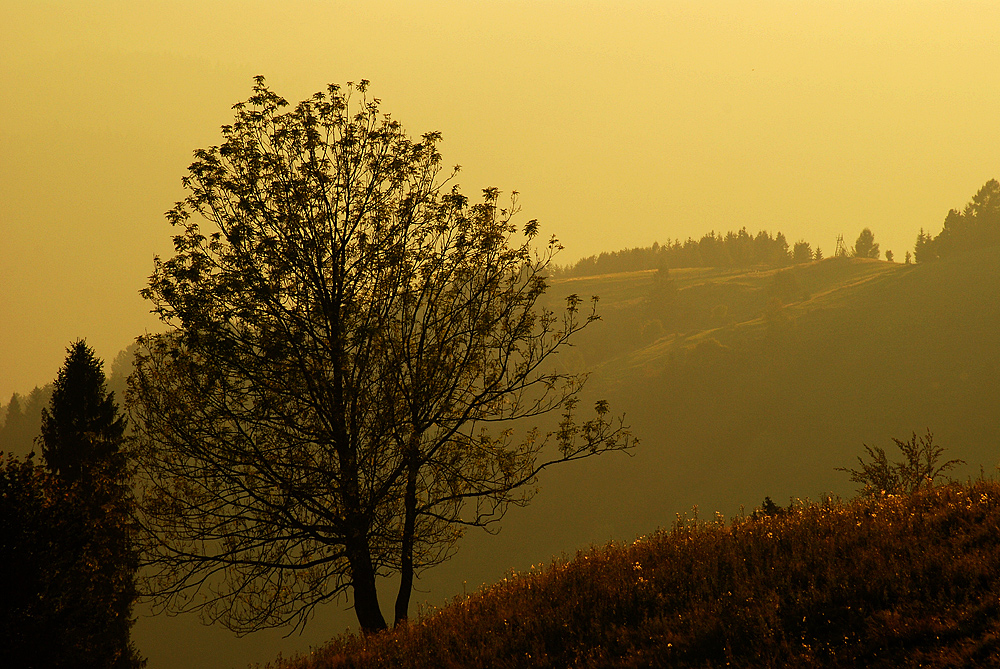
[3,0,999,400]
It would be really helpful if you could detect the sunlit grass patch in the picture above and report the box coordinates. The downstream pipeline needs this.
[272,481,1000,668]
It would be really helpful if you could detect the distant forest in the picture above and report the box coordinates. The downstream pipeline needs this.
[0,385,52,455]
[552,229,824,279]
[555,178,1000,279]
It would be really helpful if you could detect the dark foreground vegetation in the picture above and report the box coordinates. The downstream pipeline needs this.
[1,341,142,668]
[274,480,1000,669]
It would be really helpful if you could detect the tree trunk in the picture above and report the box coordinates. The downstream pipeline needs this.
[393,439,419,625]
[346,540,388,633]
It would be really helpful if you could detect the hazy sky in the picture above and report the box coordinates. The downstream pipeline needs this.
[3,0,999,401]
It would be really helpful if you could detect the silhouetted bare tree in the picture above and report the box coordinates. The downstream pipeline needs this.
[129,78,634,634]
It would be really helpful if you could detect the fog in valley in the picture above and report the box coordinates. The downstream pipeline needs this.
[3,2,1000,668]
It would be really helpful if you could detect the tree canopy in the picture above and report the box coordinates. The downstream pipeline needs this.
[129,78,633,634]
[792,240,813,264]
[915,179,1000,261]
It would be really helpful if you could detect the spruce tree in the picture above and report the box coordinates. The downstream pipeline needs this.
[41,341,126,482]
[39,340,143,668]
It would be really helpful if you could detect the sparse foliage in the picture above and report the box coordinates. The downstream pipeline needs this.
[129,78,633,634]
[837,430,963,497]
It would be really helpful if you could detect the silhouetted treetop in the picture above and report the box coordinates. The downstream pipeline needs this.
[792,240,813,264]
[852,228,880,260]
[36,340,142,668]
[40,340,126,484]
[915,179,1000,261]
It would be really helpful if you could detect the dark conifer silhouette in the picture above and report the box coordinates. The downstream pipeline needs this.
[34,340,143,668]
[41,341,126,482]
[915,179,1000,261]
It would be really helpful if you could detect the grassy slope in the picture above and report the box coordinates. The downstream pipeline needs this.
[262,252,1000,666]
[275,481,1000,668]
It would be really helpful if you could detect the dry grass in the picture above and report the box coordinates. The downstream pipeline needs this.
[269,480,1000,668]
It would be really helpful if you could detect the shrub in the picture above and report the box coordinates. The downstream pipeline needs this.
[837,430,963,497]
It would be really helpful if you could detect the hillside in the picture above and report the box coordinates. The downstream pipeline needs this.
[383,250,1000,654]
[547,255,901,370]
[590,250,1000,514]
[540,251,1000,515]
[273,481,1000,668]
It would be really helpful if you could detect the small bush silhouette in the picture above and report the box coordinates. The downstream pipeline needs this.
[753,496,787,518]
[837,429,963,497]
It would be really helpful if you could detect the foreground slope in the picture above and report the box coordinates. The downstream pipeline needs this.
[275,481,1000,668]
